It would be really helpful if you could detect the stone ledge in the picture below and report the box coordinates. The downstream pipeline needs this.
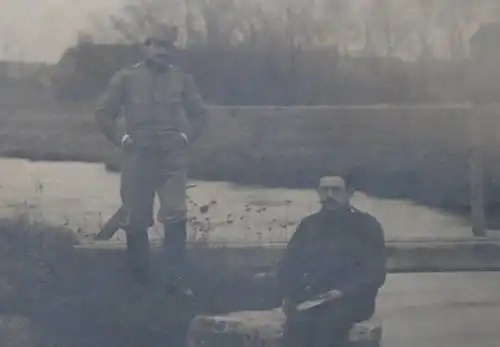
[188,309,381,346]
[0,315,33,347]
[75,237,500,273]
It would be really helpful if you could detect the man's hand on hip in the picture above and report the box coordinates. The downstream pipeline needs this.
[121,133,134,150]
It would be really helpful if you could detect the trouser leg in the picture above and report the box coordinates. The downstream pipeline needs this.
[312,323,351,347]
[283,312,314,347]
[283,306,353,347]
[163,220,187,286]
[156,150,189,290]
[310,305,354,347]
[121,152,156,281]
[125,230,150,282]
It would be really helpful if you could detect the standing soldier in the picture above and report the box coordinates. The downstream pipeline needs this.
[95,23,208,290]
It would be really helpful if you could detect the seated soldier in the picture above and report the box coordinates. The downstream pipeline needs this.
[277,174,386,347]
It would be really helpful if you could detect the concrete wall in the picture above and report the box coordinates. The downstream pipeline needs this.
[75,237,500,313]
[78,238,500,274]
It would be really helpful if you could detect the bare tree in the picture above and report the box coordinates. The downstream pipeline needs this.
[84,0,500,59]
[417,0,435,60]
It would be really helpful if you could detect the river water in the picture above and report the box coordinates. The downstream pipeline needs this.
[0,158,475,243]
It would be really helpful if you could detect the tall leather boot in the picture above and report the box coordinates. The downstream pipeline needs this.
[163,220,192,296]
[125,230,150,282]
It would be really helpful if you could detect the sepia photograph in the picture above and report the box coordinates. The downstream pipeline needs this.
[1,0,500,346]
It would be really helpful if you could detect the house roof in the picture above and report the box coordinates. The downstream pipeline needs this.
[470,22,500,49]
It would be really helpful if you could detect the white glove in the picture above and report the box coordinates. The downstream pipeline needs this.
[121,133,133,147]
[179,132,189,145]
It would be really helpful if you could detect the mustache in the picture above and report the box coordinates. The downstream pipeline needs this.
[323,197,340,203]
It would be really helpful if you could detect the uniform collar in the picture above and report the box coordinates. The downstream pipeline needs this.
[319,206,353,218]
[145,59,172,72]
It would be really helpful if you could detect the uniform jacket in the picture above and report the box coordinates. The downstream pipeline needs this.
[95,61,208,150]
[277,207,386,321]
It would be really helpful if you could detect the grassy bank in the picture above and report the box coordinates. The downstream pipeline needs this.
[0,216,277,346]
[0,104,115,163]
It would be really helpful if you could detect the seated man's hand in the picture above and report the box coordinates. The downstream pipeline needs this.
[320,289,343,302]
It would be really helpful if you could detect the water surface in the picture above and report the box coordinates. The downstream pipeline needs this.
[0,158,473,242]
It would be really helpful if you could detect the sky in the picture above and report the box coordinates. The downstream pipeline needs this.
[0,0,497,63]
[0,0,124,62]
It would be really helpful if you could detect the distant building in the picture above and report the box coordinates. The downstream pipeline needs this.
[52,42,142,100]
[0,61,52,80]
[469,22,500,61]
[468,22,500,104]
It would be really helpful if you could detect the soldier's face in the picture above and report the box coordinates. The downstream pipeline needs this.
[144,39,173,65]
[318,177,351,210]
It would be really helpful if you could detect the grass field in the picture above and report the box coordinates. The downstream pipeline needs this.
[0,103,116,163]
